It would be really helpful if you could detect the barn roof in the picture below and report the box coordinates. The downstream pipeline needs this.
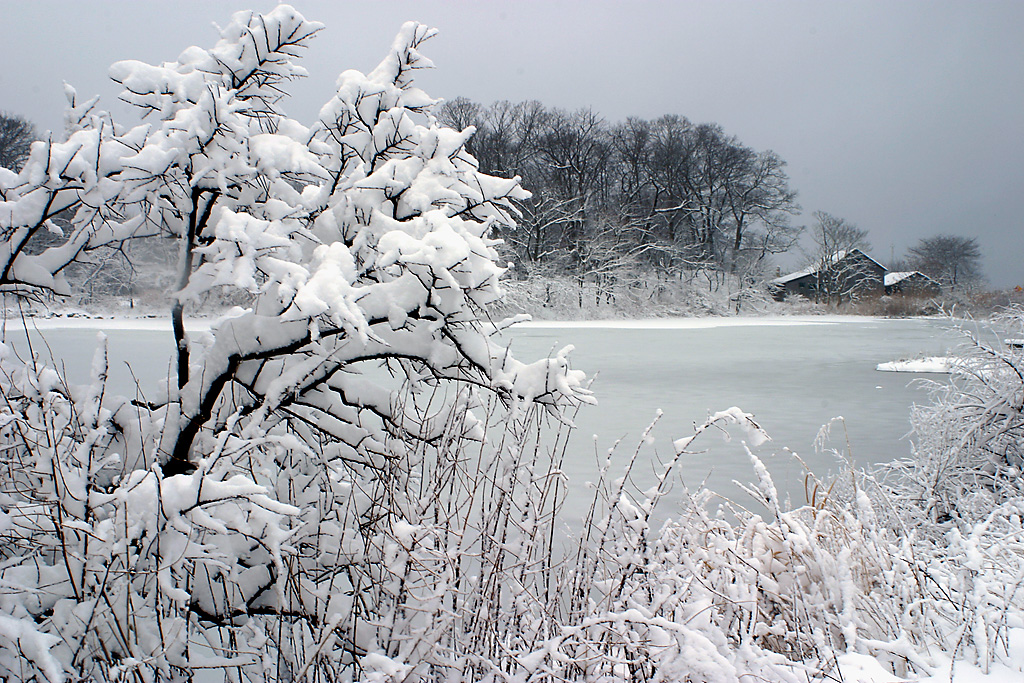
[884,270,936,287]
[771,266,816,286]
[884,271,914,286]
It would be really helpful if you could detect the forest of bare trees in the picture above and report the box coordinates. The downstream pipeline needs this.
[438,98,801,290]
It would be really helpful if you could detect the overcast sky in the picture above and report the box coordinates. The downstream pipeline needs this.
[3,1,1021,286]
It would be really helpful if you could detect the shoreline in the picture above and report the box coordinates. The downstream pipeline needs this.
[3,312,925,333]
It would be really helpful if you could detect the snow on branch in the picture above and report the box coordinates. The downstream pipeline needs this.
[0,7,596,680]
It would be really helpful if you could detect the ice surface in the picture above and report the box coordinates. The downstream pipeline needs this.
[520,314,872,329]
[5,316,954,509]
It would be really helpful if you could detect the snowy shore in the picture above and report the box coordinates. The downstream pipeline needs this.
[12,312,889,332]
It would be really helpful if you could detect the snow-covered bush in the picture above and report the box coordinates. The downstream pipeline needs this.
[550,403,1023,682]
[525,412,931,683]
[489,271,782,320]
[857,308,1024,674]
[880,308,1024,526]
[0,6,593,680]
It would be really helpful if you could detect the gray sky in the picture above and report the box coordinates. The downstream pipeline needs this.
[3,1,1021,286]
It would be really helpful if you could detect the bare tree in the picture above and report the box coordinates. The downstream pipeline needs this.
[0,112,36,172]
[646,115,695,246]
[506,190,583,266]
[673,123,737,264]
[723,149,801,272]
[533,107,612,275]
[436,95,482,132]
[808,211,870,257]
[436,95,483,159]
[479,99,547,178]
[644,122,799,274]
[806,211,880,304]
[907,234,983,291]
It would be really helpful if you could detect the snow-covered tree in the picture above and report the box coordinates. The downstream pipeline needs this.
[0,6,592,680]
[803,211,880,305]
[880,309,1024,526]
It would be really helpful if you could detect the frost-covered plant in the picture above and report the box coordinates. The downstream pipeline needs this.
[0,337,299,680]
[858,307,1024,673]
[0,5,592,680]
[533,409,812,683]
[879,308,1024,527]
[512,398,1022,682]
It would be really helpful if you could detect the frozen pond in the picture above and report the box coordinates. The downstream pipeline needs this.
[1,316,958,511]
[505,317,957,509]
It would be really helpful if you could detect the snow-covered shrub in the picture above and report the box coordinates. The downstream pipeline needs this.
[0,6,593,680]
[856,308,1024,673]
[0,337,299,680]
[521,412,929,682]
[873,309,1024,527]
[490,270,781,321]
[523,397,1023,682]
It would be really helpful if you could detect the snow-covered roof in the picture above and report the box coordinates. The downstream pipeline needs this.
[884,271,915,287]
[771,249,885,286]
[884,270,936,287]
[832,248,888,272]
[771,266,816,285]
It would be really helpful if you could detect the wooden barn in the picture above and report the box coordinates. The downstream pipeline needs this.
[771,249,887,303]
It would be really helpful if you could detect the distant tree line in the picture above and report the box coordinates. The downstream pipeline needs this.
[437,99,801,290]
[1,104,987,309]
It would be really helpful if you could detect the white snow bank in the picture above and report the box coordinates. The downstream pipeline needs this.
[876,357,957,373]
[835,629,1024,682]
[830,627,1024,681]
[836,652,1023,682]
[834,653,907,682]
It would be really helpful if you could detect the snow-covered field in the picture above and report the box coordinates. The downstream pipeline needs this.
[839,644,1024,683]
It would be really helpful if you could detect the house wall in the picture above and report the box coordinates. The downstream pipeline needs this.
[775,274,816,300]
[832,251,885,300]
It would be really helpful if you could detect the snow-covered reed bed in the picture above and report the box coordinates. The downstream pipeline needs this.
[1,311,1022,681]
